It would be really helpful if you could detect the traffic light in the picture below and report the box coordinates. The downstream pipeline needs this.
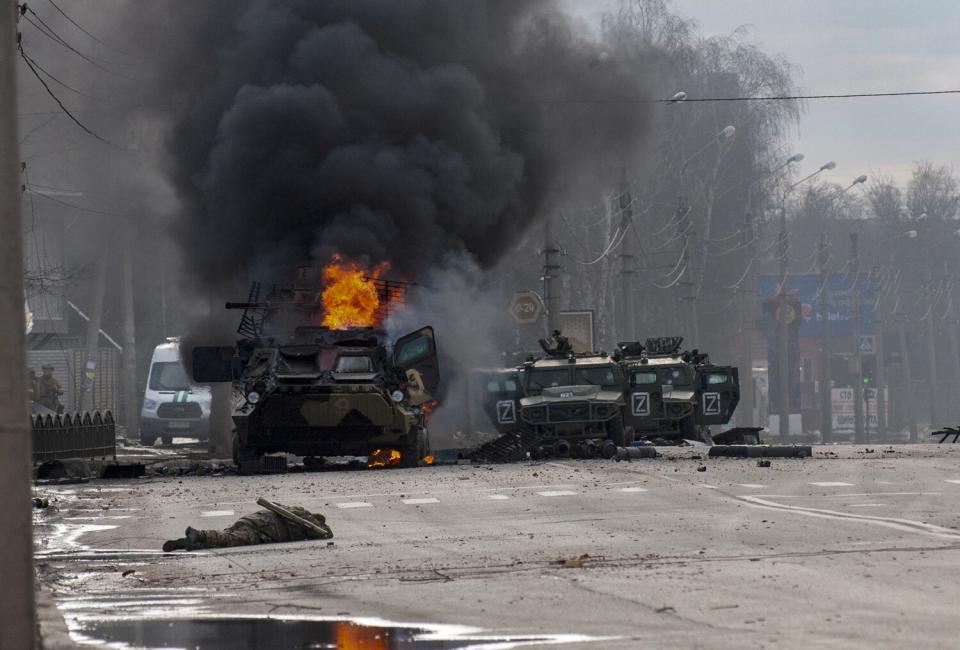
[861,356,876,387]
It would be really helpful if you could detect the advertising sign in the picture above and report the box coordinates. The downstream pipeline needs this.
[831,387,888,433]
[758,273,878,337]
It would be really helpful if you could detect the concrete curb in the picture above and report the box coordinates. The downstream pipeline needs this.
[35,582,76,650]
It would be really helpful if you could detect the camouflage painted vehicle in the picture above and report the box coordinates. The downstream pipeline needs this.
[616,337,740,444]
[518,355,631,454]
[192,282,438,470]
[480,351,631,458]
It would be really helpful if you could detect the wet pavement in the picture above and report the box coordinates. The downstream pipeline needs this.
[33,444,960,649]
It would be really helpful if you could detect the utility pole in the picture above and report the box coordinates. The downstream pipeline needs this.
[81,244,110,412]
[738,211,756,426]
[896,311,919,442]
[818,232,832,443]
[776,220,790,442]
[875,268,889,439]
[0,3,36,647]
[676,197,696,345]
[542,215,561,335]
[924,265,939,429]
[851,233,865,443]
[618,175,635,341]
[122,223,139,438]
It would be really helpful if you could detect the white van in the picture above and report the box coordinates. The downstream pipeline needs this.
[140,338,211,446]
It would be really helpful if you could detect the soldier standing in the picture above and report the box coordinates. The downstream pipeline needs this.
[163,503,332,552]
[36,365,63,412]
[27,368,38,404]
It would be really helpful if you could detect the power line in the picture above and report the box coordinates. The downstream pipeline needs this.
[535,89,960,105]
[18,46,120,148]
[21,8,133,79]
[45,0,140,59]
[30,190,128,218]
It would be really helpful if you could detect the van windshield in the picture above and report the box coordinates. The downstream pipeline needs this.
[149,362,191,391]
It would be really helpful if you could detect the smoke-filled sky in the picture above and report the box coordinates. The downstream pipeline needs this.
[125,1,658,291]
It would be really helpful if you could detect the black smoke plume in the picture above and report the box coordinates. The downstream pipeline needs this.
[130,1,654,288]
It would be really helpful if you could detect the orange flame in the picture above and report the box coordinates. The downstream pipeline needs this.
[367,448,401,469]
[422,455,435,465]
[321,255,390,330]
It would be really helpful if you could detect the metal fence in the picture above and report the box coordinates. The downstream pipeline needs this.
[32,411,116,463]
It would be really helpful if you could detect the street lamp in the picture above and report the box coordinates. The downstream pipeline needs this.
[669,91,688,103]
[739,153,805,428]
[775,160,838,441]
[845,174,868,192]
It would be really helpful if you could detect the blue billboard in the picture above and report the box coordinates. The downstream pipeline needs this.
[758,273,878,338]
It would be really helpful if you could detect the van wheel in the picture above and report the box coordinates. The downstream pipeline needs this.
[140,432,157,447]
[161,435,173,446]
[605,413,629,448]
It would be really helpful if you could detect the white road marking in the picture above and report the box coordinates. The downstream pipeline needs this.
[738,484,766,489]
[486,495,511,500]
[848,504,888,508]
[700,484,718,489]
[738,495,960,541]
[335,502,374,509]
[619,487,648,493]
[810,482,855,487]
[200,510,235,518]
[537,490,579,497]
[945,480,960,485]
[402,498,440,505]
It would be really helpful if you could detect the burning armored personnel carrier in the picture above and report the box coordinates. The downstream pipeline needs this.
[191,263,439,470]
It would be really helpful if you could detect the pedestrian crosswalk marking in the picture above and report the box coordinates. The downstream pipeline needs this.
[619,487,648,493]
[810,482,855,487]
[402,498,439,505]
[200,510,235,518]
[487,495,510,500]
[700,484,718,489]
[335,502,374,509]
[738,484,766,489]
[537,490,578,497]
[945,480,960,485]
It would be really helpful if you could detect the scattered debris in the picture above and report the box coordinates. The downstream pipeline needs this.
[756,460,771,468]
[696,465,707,472]
[932,427,960,443]
[121,570,136,578]
[655,606,676,614]
[32,497,49,509]
[101,463,146,479]
[557,554,591,568]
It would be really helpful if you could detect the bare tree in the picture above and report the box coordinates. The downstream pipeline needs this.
[907,161,959,222]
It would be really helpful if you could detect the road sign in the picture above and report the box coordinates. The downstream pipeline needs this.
[858,334,876,355]
[508,291,544,325]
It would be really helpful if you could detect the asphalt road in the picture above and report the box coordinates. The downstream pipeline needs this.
[34,445,960,649]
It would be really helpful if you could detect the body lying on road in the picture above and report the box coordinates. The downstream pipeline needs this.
[163,502,333,552]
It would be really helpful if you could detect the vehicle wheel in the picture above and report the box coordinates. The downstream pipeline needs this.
[140,432,157,447]
[400,427,429,468]
[605,413,629,448]
[232,429,260,473]
[161,435,173,446]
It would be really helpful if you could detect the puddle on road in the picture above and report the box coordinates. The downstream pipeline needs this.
[73,616,602,649]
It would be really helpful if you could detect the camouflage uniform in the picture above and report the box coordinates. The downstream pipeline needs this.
[163,504,332,552]
[36,368,63,412]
